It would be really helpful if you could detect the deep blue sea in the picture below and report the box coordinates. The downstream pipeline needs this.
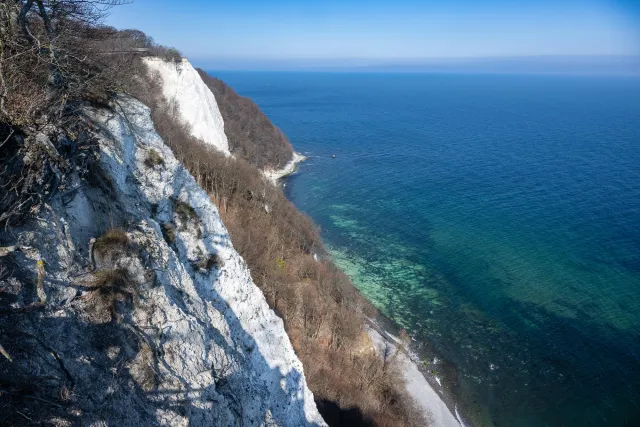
[213,71,640,427]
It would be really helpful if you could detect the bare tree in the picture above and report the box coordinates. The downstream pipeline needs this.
[0,0,134,126]
[0,1,145,228]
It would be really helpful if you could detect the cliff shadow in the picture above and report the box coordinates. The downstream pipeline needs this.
[315,399,375,427]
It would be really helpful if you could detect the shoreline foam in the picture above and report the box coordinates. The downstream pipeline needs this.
[264,151,307,184]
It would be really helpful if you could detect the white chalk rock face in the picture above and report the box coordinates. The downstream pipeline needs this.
[144,57,230,154]
[5,95,325,426]
[91,96,324,425]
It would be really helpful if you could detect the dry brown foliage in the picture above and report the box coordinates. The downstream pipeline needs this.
[196,70,294,170]
[81,268,133,324]
[0,1,136,126]
[93,228,129,255]
[0,4,173,227]
[129,68,428,426]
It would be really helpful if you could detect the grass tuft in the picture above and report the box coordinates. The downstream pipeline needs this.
[89,268,129,290]
[93,228,129,255]
[81,268,134,324]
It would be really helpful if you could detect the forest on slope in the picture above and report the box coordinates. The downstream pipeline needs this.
[0,1,427,425]
[133,68,428,427]
[197,70,294,170]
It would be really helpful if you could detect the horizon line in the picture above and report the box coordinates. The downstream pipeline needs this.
[191,55,640,76]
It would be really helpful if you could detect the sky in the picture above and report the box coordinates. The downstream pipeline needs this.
[105,0,640,72]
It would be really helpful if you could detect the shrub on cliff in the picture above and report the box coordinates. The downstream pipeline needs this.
[0,1,141,126]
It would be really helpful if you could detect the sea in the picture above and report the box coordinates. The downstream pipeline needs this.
[213,70,640,427]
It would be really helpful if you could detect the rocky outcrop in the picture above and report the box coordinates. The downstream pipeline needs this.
[0,96,324,426]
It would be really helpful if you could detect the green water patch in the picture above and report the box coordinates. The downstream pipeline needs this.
[227,69,640,427]
[324,208,445,331]
[328,214,367,233]
[429,221,640,332]
[328,245,442,326]
[322,206,635,427]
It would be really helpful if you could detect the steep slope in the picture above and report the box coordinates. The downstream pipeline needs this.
[143,58,229,154]
[0,96,325,426]
[195,71,293,171]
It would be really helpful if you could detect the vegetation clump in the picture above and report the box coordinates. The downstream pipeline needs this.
[144,149,165,168]
[89,268,130,290]
[93,228,129,257]
[195,253,224,272]
[81,268,133,324]
[161,223,176,244]
[174,201,198,227]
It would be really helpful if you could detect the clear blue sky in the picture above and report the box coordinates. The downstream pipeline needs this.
[106,0,640,71]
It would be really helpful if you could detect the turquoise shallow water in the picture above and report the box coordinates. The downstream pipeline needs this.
[212,71,640,427]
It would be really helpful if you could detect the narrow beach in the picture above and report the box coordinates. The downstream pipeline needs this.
[366,322,467,427]
[264,152,307,184]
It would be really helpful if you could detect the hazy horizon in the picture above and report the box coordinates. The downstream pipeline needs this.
[106,0,640,74]
[193,54,640,75]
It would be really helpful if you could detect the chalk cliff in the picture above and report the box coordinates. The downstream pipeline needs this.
[144,57,230,155]
[0,93,324,426]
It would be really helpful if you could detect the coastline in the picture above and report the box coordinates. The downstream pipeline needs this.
[365,317,469,427]
[220,71,640,427]
[279,161,470,427]
[264,151,308,184]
